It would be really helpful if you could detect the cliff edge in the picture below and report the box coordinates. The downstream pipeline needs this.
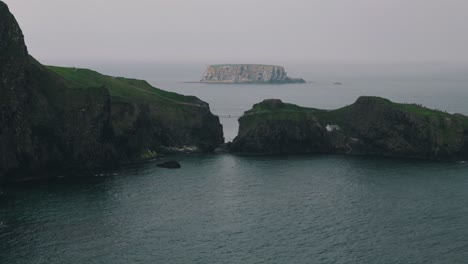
[0,1,224,182]
[201,64,305,84]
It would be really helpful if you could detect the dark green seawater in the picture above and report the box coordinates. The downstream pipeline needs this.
[2,62,468,263]
[1,155,468,264]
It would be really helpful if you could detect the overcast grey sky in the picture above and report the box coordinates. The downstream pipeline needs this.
[4,0,468,64]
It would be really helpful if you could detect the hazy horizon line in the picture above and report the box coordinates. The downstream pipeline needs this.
[37,56,468,67]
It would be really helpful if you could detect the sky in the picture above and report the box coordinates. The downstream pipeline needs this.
[4,0,468,64]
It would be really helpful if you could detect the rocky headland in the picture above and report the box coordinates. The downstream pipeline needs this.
[200,64,305,84]
[230,97,468,160]
[0,1,223,182]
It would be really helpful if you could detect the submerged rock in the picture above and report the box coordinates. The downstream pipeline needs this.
[230,97,468,160]
[200,64,305,84]
[157,160,181,169]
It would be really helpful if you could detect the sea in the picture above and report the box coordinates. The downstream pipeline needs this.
[1,62,468,263]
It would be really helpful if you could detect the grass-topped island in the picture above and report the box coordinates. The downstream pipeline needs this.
[230,97,468,160]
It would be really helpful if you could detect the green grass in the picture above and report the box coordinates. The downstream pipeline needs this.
[354,96,452,118]
[244,96,468,127]
[210,64,280,68]
[395,103,451,118]
[246,100,319,114]
[240,96,468,145]
[247,96,459,120]
[47,66,201,106]
[238,100,320,130]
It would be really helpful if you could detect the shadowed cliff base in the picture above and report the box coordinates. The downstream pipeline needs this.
[230,97,468,160]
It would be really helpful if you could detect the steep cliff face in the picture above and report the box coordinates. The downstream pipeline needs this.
[231,97,468,160]
[0,2,223,182]
[0,1,33,181]
[47,67,224,158]
[201,64,305,84]
[231,100,333,154]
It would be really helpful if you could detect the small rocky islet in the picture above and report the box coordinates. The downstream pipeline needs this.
[1,0,467,184]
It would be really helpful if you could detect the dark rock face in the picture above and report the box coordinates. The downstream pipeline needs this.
[231,97,468,160]
[0,3,120,181]
[231,113,331,155]
[334,97,468,159]
[110,100,223,161]
[156,160,181,169]
[201,64,305,84]
[1,3,124,181]
[230,100,334,155]
[0,1,223,182]
[0,2,43,180]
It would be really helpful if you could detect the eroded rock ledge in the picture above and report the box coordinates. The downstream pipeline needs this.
[230,97,468,160]
[201,64,305,84]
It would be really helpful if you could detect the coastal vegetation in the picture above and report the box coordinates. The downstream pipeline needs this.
[231,97,468,159]
[0,1,223,182]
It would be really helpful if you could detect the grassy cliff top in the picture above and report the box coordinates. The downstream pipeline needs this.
[239,96,468,146]
[246,99,318,114]
[240,99,320,129]
[245,96,459,117]
[354,96,460,118]
[47,66,204,106]
[241,96,468,126]
[210,64,282,68]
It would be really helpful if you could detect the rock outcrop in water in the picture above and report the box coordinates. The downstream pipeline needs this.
[0,1,224,182]
[157,160,181,169]
[201,64,305,84]
[230,97,468,160]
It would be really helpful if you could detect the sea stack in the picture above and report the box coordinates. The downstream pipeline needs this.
[200,64,306,84]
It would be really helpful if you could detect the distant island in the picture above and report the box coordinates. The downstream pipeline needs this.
[200,64,306,84]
